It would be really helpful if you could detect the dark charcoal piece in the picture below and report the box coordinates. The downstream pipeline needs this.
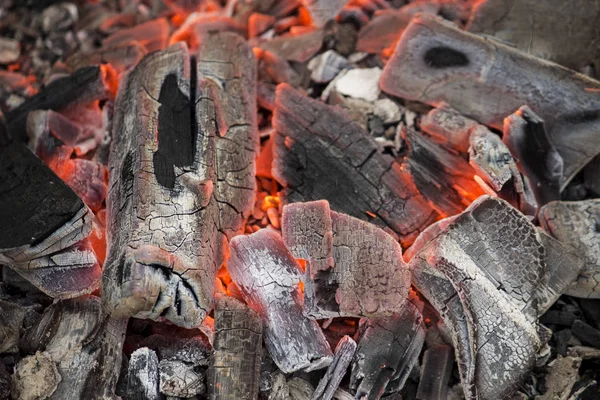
[584,154,600,195]
[416,345,454,400]
[124,348,161,400]
[6,66,113,142]
[228,229,333,374]
[282,200,410,319]
[350,301,425,399]
[300,0,348,27]
[380,13,600,188]
[207,294,263,400]
[273,83,438,247]
[312,335,356,400]
[572,320,600,349]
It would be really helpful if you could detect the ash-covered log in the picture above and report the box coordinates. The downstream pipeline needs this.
[102,32,257,328]
[207,294,263,400]
[16,296,127,399]
[282,200,410,318]
[228,229,333,374]
[380,13,600,188]
[539,199,600,299]
[350,301,426,399]
[273,83,438,246]
[312,335,356,400]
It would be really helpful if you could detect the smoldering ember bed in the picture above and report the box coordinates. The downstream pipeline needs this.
[0,1,599,399]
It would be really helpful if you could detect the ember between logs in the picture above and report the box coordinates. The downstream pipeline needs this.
[1,1,600,400]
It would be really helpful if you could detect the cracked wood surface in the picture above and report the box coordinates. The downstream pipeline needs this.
[539,199,600,299]
[228,229,333,374]
[282,200,409,319]
[207,294,263,400]
[102,33,257,328]
[272,83,438,247]
[380,13,600,189]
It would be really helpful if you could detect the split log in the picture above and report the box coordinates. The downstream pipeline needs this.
[539,199,600,299]
[102,33,257,328]
[350,301,426,399]
[207,294,263,400]
[124,348,162,400]
[409,196,545,399]
[282,200,410,318]
[301,0,349,27]
[380,13,600,188]
[312,335,356,400]
[17,296,128,400]
[228,229,333,373]
[416,345,454,400]
[273,83,438,247]
[467,0,600,70]
[0,141,100,298]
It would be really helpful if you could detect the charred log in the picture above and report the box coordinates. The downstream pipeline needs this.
[312,335,356,400]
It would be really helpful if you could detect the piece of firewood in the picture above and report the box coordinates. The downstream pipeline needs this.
[312,335,356,400]
[207,294,263,400]
[272,83,438,247]
[380,13,600,189]
[467,0,600,71]
[17,295,128,400]
[102,33,257,328]
[228,229,333,374]
[539,199,600,299]
[282,200,410,318]
[350,301,426,399]
[300,0,349,27]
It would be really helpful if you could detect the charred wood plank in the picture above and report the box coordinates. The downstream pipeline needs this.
[273,83,438,246]
[102,33,257,328]
[539,199,600,299]
[207,294,263,400]
[282,200,410,318]
[380,14,600,188]
[312,335,356,400]
[228,229,333,373]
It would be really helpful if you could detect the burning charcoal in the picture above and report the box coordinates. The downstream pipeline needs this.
[6,65,114,142]
[169,14,245,49]
[468,126,519,191]
[350,301,426,399]
[0,37,20,64]
[0,299,38,353]
[124,348,161,400]
[572,320,600,349]
[102,33,258,328]
[256,29,324,63]
[539,200,600,299]
[268,371,290,400]
[18,296,127,399]
[273,83,438,247]
[307,50,349,83]
[467,0,600,70]
[379,13,600,188]
[11,351,61,400]
[159,359,206,397]
[420,104,478,154]
[103,18,169,53]
[416,345,453,400]
[228,229,333,373]
[300,0,349,27]
[0,141,100,298]
[289,378,314,400]
[537,356,582,400]
[207,294,263,400]
[503,106,563,207]
[312,335,357,400]
[584,154,600,195]
[66,41,148,73]
[403,216,456,262]
[409,196,545,399]
[373,98,401,125]
[40,2,78,33]
[282,201,410,318]
[356,9,412,54]
[334,67,382,102]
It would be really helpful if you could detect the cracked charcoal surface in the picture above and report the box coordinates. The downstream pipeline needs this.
[539,199,600,298]
[124,348,161,400]
[228,229,333,374]
[272,83,438,247]
[102,33,257,328]
[380,13,600,188]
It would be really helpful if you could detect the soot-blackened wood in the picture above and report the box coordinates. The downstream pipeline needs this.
[273,83,438,247]
[0,141,100,299]
[416,345,454,400]
[282,200,410,318]
[419,104,478,154]
[18,296,127,400]
[467,0,600,70]
[300,0,349,27]
[503,106,562,207]
[102,33,258,328]
[6,66,112,142]
[228,229,333,374]
[207,295,263,400]
[124,347,162,400]
[539,200,600,299]
[312,335,356,400]
[409,196,544,400]
[379,13,600,188]
[350,301,426,399]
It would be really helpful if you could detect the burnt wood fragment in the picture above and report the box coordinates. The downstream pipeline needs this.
[228,229,333,374]
[255,29,324,63]
[282,200,410,318]
[416,345,454,400]
[124,347,162,400]
[419,104,478,154]
[207,294,263,400]
[273,83,438,246]
[572,320,600,350]
[380,14,600,188]
[312,335,356,400]
[159,358,206,397]
[301,0,348,27]
[102,33,257,327]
